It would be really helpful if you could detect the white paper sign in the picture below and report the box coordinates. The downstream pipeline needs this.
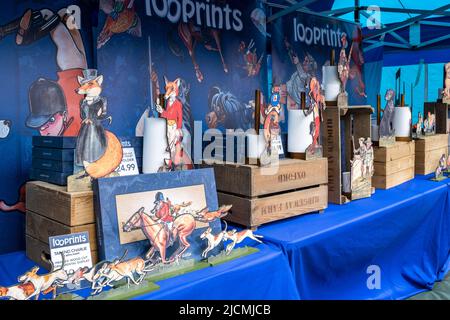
[49,232,93,273]
[273,135,284,155]
[116,147,140,176]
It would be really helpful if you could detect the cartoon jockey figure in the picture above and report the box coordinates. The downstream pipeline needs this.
[156,77,193,170]
[152,192,174,246]
[262,87,282,158]
[308,77,326,153]
[0,8,86,136]
[26,78,75,136]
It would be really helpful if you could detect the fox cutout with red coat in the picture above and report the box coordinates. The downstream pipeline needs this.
[156,77,193,171]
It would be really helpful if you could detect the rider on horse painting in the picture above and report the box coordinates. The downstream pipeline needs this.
[152,192,174,245]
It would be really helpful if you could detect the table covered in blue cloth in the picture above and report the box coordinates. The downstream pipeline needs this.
[0,243,299,300]
[259,177,450,300]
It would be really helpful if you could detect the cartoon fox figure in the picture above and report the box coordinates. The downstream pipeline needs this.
[76,76,103,99]
[75,69,113,168]
[156,77,193,171]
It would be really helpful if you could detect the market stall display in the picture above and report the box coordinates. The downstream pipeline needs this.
[1,0,450,303]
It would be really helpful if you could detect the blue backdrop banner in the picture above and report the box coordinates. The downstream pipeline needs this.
[271,8,367,111]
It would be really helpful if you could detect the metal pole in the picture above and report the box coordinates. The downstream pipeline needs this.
[354,0,360,23]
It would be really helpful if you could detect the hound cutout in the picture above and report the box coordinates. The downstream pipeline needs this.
[17,252,68,300]
[200,221,229,258]
[195,205,232,223]
[223,229,263,255]
[91,255,155,295]
[0,283,35,300]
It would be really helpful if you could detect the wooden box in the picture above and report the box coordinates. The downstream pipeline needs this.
[206,158,328,227]
[322,104,374,204]
[424,102,449,135]
[373,141,415,189]
[414,134,449,175]
[25,181,97,268]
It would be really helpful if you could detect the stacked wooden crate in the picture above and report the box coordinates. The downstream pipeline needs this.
[414,134,449,175]
[373,141,415,189]
[207,158,328,228]
[26,181,97,269]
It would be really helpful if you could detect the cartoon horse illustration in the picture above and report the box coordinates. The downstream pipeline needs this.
[176,22,228,83]
[122,207,197,264]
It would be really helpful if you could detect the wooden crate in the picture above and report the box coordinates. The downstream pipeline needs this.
[373,141,415,189]
[25,181,97,268]
[26,211,97,251]
[206,158,328,227]
[415,134,448,175]
[26,181,94,226]
[26,235,97,271]
[209,158,328,197]
[322,104,373,204]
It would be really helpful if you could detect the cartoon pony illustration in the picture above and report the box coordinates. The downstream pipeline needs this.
[206,87,254,130]
[174,22,227,83]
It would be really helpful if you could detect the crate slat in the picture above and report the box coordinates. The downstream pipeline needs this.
[26,210,97,251]
[220,185,327,227]
[373,167,415,189]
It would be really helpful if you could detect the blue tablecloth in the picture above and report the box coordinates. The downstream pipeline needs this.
[259,177,450,300]
[0,243,300,300]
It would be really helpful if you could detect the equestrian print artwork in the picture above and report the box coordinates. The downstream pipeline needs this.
[122,191,232,265]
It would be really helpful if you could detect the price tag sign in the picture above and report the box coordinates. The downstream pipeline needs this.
[116,147,139,176]
[273,135,284,155]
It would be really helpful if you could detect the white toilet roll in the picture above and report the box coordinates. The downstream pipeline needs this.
[288,110,313,153]
[371,124,379,142]
[322,66,340,101]
[323,66,339,83]
[393,107,412,138]
[142,117,169,174]
[325,84,341,101]
[246,132,266,159]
